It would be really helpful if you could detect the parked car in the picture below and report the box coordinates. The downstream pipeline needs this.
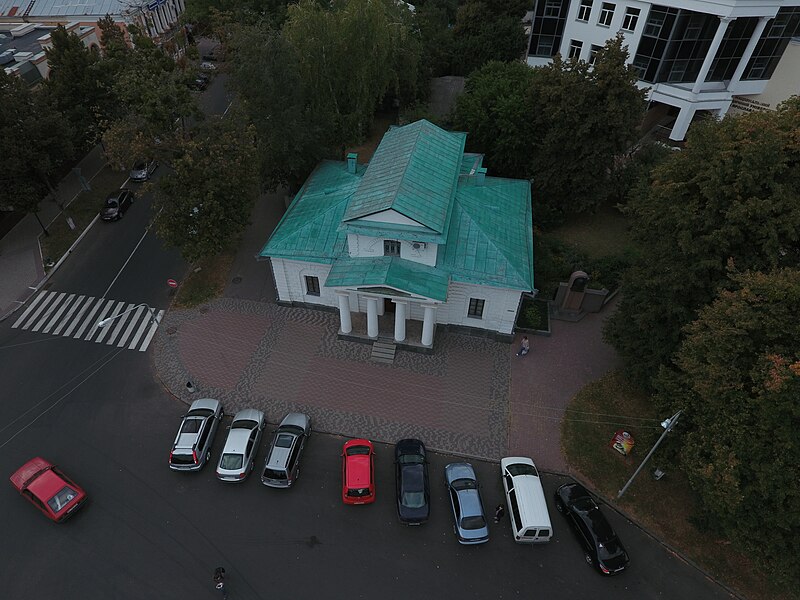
[199,61,217,71]
[341,439,375,504]
[10,457,87,522]
[188,73,209,91]
[261,412,311,488]
[169,398,224,471]
[216,409,265,482]
[444,462,489,544]
[395,438,429,524]
[101,189,134,221]
[129,159,158,182]
[554,482,630,575]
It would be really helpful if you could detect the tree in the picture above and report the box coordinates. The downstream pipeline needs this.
[151,112,260,262]
[451,0,528,76]
[415,0,458,77]
[98,14,128,61]
[604,98,800,390]
[654,268,800,590]
[452,60,537,177]
[43,26,112,149]
[0,70,74,231]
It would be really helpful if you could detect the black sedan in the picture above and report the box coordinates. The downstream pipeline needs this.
[555,482,630,575]
[101,189,134,221]
[394,438,430,525]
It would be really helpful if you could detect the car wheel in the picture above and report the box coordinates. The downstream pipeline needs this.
[584,553,594,566]
[555,499,565,513]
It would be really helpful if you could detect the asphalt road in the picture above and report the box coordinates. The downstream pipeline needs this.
[0,48,734,600]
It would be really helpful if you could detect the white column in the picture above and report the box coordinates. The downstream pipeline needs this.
[366,297,379,338]
[337,292,352,334]
[377,298,385,316]
[692,17,734,95]
[421,304,436,347]
[729,17,771,87]
[393,301,407,342]
[669,104,695,141]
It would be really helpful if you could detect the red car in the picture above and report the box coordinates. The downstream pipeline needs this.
[342,439,375,505]
[10,457,87,522]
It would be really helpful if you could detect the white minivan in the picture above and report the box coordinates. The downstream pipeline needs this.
[500,456,553,543]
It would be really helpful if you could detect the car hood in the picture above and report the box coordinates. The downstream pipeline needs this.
[279,412,309,430]
[101,206,119,215]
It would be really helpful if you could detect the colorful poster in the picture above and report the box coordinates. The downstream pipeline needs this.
[610,430,634,455]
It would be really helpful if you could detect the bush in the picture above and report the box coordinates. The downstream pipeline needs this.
[517,297,549,330]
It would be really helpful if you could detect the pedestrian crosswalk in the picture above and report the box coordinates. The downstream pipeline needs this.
[11,291,165,352]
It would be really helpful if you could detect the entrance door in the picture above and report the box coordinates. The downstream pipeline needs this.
[384,298,395,313]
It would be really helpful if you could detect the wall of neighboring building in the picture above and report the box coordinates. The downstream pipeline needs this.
[728,37,800,115]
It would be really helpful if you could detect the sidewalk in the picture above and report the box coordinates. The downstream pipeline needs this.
[152,191,622,471]
[0,145,107,321]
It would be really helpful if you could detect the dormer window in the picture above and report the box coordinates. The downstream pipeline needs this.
[384,240,401,257]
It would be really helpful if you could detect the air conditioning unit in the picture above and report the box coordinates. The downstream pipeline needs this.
[411,241,427,250]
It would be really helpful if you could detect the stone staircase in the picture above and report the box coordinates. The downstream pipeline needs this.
[371,339,396,364]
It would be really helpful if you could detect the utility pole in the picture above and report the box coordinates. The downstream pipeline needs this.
[618,410,682,499]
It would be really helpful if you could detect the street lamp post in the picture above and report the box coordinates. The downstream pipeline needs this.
[617,410,682,499]
[97,303,157,329]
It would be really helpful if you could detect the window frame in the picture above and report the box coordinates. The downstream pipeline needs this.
[304,275,320,296]
[589,44,602,65]
[383,239,401,257]
[621,6,640,31]
[577,0,593,22]
[598,2,615,27]
[543,0,562,17]
[568,39,584,59]
[467,298,485,319]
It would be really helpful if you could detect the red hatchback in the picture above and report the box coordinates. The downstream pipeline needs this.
[10,457,87,522]
[342,439,375,505]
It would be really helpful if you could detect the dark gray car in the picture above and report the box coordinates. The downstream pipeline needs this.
[261,413,311,488]
[445,462,489,545]
[100,189,134,221]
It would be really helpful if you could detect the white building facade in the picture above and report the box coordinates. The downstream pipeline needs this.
[526,0,800,140]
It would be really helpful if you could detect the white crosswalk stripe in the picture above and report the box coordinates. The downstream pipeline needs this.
[12,292,165,352]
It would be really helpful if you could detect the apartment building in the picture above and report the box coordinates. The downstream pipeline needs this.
[526,0,800,140]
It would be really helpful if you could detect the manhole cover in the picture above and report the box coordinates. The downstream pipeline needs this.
[232,276,242,284]
[166,326,177,335]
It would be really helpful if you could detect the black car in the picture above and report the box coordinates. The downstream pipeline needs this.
[101,189,134,221]
[188,73,209,91]
[394,438,430,524]
[555,483,630,575]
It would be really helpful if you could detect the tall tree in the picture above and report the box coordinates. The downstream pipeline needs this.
[604,97,800,390]
[451,0,528,76]
[152,112,260,262]
[654,268,800,590]
[0,70,74,231]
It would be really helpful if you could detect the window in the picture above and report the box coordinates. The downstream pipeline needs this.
[384,239,401,257]
[589,44,602,65]
[621,7,640,31]
[577,0,592,22]
[304,275,320,296]
[544,0,561,17]
[644,11,666,36]
[467,298,485,319]
[509,489,522,530]
[598,2,615,27]
[536,36,556,56]
[568,39,583,59]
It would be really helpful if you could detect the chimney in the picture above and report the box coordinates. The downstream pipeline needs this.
[347,152,358,174]
[476,167,487,185]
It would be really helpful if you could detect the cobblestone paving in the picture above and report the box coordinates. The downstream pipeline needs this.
[154,298,511,460]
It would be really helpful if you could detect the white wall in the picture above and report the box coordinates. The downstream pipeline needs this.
[346,233,438,267]
[440,281,521,335]
[271,258,336,307]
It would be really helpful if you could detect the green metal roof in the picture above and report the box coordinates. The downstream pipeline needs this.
[325,256,450,301]
[437,176,534,290]
[342,120,466,234]
[258,161,360,263]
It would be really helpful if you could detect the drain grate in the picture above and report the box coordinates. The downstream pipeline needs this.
[232,276,242,284]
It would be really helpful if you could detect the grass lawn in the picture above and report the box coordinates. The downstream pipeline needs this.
[39,167,129,268]
[562,371,791,600]
[173,252,235,308]
[547,202,634,259]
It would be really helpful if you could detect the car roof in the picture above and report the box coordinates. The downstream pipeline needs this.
[456,487,483,517]
[232,408,263,424]
[188,398,220,412]
[502,458,551,526]
[222,428,251,455]
[9,457,52,490]
[401,463,425,491]
[345,454,372,488]
[27,467,69,500]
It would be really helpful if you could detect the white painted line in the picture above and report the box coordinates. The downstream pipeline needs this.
[102,221,154,299]
[94,301,125,343]
[90,300,125,342]
[128,312,153,350]
[138,310,164,351]
[31,292,66,332]
[75,299,106,339]
[61,297,93,337]
[117,305,146,347]
[86,300,119,341]
[12,291,50,329]
[52,295,85,335]
[42,294,75,334]
[104,303,135,345]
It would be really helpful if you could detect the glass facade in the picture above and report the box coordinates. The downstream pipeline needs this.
[743,7,800,80]
[528,0,571,57]
[707,17,757,81]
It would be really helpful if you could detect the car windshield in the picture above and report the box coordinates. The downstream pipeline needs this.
[507,463,538,477]
[398,453,424,464]
[461,515,486,530]
[346,446,370,456]
[451,477,476,491]
[275,433,294,448]
[599,537,624,560]
[346,488,372,497]
[232,419,257,430]
[133,162,145,170]
[401,491,426,509]
[263,468,287,480]
[220,453,243,470]
[47,486,78,513]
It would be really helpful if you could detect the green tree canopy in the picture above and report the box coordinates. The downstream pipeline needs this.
[152,112,260,262]
[451,0,528,76]
[655,268,800,590]
[604,98,800,389]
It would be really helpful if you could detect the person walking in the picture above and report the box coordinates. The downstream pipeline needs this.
[494,503,506,523]
[213,566,228,599]
[516,336,530,357]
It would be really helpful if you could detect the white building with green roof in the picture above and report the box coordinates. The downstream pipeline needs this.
[258,119,534,349]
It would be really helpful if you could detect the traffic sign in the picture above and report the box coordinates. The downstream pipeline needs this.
[167,278,178,288]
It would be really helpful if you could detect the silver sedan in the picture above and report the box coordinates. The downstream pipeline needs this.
[216,409,266,482]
